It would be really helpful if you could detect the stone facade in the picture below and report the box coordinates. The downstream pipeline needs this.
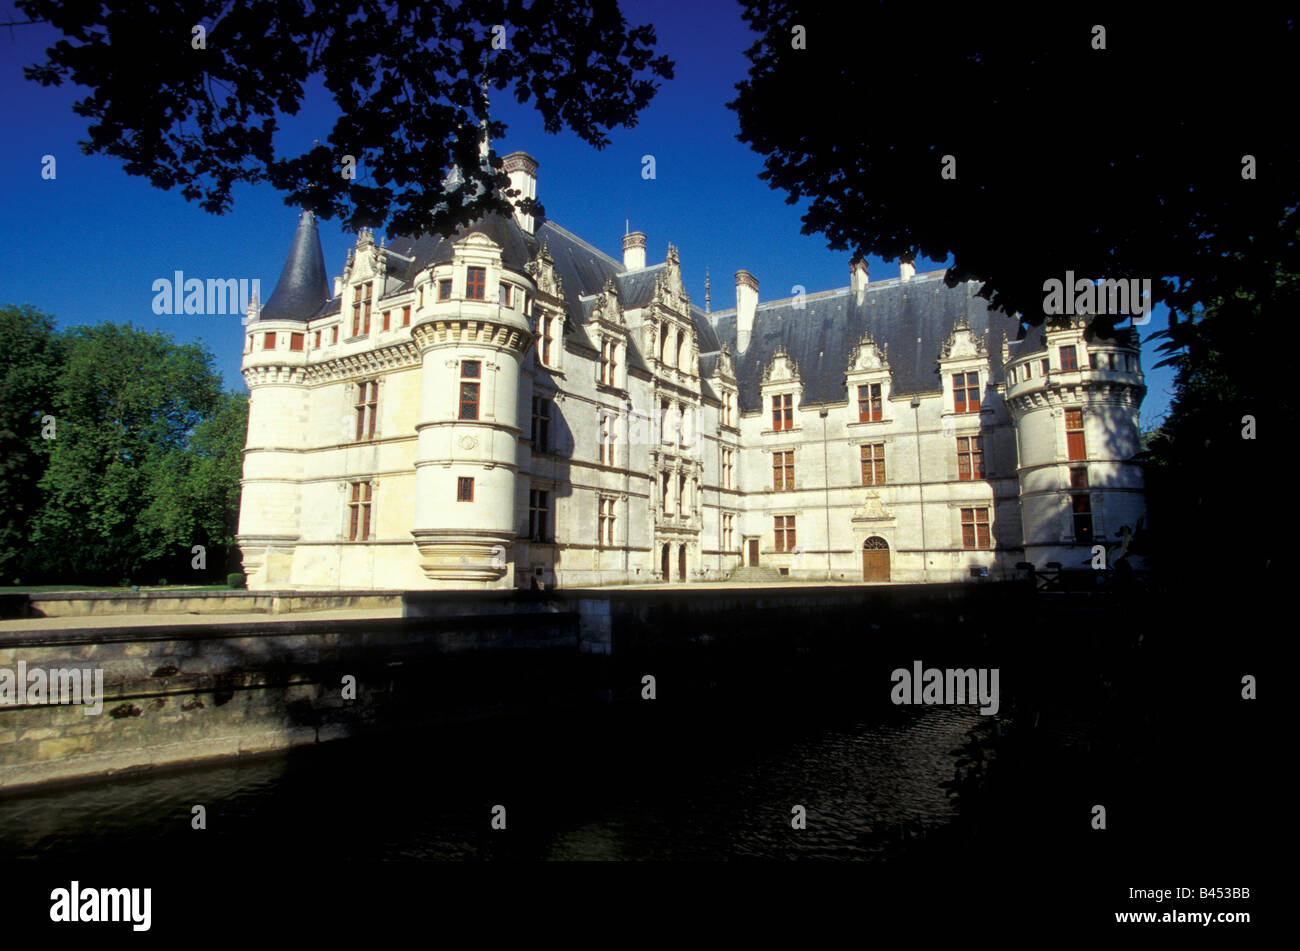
[237,152,1147,590]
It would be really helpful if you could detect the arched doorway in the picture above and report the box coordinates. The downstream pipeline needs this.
[678,544,687,582]
[661,544,670,581]
[863,537,890,582]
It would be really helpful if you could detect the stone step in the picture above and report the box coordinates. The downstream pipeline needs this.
[726,566,785,583]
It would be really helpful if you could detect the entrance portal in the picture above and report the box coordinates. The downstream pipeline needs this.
[678,544,687,582]
[863,536,890,582]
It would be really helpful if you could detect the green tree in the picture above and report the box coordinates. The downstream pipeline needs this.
[17,0,673,238]
[30,324,226,583]
[0,305,65,582]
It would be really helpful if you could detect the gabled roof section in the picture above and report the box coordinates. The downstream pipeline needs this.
[710,273,1024,411]
[261,211,331,321]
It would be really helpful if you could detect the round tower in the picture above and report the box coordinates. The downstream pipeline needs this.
[1005,317,1147,571]
[237,210,329,588]
[409,217,534,585]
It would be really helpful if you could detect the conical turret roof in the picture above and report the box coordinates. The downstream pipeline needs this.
[261,210,330,321]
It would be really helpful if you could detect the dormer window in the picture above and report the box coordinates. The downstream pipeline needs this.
[1059,345,1078,371]
[466,267,486,300]
[953,372,980,414]
[858,383,882,422]
[772,394,794,431]
[600,337,618,386]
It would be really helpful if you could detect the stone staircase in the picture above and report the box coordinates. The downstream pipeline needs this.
[726,566,785,584]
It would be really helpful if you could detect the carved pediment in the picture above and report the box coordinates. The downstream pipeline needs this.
[712,342,737,382]
[762,344,800,384]
[939,318,987,361]
[526,242,565,300]
[851,491,893,522]
[847,327,890,374]
[591,277,625,327]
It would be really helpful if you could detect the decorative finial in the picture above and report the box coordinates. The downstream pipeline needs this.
[705,267,711,314]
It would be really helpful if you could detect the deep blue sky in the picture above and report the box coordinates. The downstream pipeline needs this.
[0,0,1174,429]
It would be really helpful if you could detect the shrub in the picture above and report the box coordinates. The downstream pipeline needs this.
[227,572,246,589]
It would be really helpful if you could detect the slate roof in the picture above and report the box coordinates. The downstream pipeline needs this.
[260,211,331,321]
[709,274,1024,411]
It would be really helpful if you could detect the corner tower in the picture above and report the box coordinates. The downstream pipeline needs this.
[237,210,329,587]
[409,215,534,585]
[1005,317,1147,570]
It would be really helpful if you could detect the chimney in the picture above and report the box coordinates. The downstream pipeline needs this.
[899,260,915,282]
[851,257,869,302]
[735,270,758,352]
[622,231,647,270]
[502,151,538,235]
[333,276,343,298]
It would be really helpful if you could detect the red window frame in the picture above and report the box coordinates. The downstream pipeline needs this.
[289,333,304,352]
[774,515,796,553]
[858,383,882,422]
[459,361,481,420]
[457,477,474,502]
[957,435,984,481]
[1060,345,1078,372]
[264,332,276,350]
[954,372,980,414]
[961,507,990,550]
[772,393,793,431]
[466,267,486,300]
[1065,408,1086,460]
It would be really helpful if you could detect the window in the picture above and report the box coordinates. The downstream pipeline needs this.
[1065,408,1086,460]
[1008,366,1016,385]
[1060,345,1078,371]
[531,396,550,452]
[1108,352,1118,370]
[722,449,734,489]
[331,326,339,345]
[774,515,796,553]
[599,412,615,466]
[420,285,425,308]
[1125,354,1134,372]
[264,332,276,350]
[722,513,735,552]
[961,507,990,550]
[600,338,618,386]
[773,450,794,491]
[1022,362,1031,380]
[351,281,372,336]
[314,330,321,349]
[466,267,486,300]
[861,444,886,486]
[957,435,984,481]
[772,393,794,431]
[348,482,373,541]
[598,498,615,546]
[953,372,980,413]
[500,283,512,307]
[438,280,452,301]
[528,489,549,542]
[457,477,474,502]
[537,315,552,366]
[858,383,882,422]
[354,380,378,440]
[721,393,734,428]
[459,361,481,420]
[290,332,304,352]
[1072,494,1093,544]
[1040,358,1050,376]
[1089,352,1101,369]
[678,473,687,515]
[402,305,411,327]
[1069,466,1089,489]
[662,472,671,514]
[523,295,532,317]
[382,310,391,331]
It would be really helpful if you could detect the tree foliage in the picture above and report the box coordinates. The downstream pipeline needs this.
[729,4,1298,334]
[0,314,247,585]
[17,0,673,237]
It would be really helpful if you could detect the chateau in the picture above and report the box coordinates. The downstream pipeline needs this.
[236,151,1147,590]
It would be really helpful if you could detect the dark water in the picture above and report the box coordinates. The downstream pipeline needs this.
[0,701,983,862]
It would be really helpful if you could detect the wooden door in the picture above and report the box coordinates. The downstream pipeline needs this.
[747,538,760,567]
[678,545,687,582]
[862,537,890,582]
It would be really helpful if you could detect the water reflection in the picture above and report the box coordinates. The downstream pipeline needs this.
[0,704,981,862]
